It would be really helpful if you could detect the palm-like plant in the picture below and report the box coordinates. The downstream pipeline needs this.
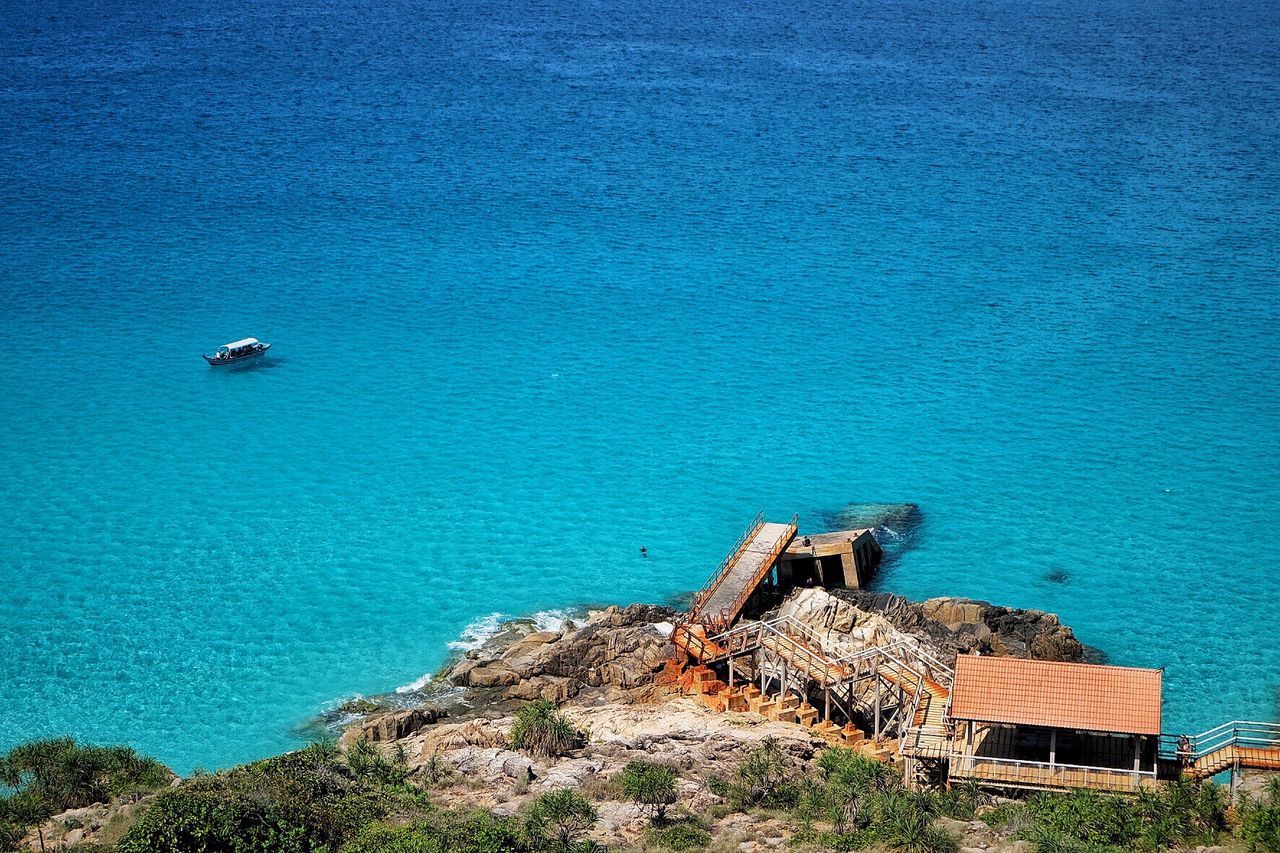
[509,700,585,758]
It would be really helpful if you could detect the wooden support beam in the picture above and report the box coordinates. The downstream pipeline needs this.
[874,677,882,739]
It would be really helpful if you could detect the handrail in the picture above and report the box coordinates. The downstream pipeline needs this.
[1190,722,1280,764]
[702,514,797,630]
[950,753,1158,786]
[1156,721,1280,764]
[689,512,765,618]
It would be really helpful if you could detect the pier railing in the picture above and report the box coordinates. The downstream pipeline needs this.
[1158,720,1280,778]
[688,511,765,618]
[949,753,1157,793]
[704,513,798,632]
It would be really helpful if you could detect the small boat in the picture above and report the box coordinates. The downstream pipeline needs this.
[204,337,271,366]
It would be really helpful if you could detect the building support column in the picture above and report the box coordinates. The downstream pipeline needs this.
[1050,730,1057,767]
[874,678,882,740]
[728,656,734,689]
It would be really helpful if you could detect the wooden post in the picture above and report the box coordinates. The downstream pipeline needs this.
[728,656,735,689]
[874,677,882,739]
[824,685,831,721]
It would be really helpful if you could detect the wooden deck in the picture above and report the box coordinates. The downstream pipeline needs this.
[949,755,1157,793]
[694,520,797,626]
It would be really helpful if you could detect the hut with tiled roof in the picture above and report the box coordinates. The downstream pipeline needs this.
[944,656,1167,793]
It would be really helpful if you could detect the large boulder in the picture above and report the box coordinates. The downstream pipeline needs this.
[341,706,448,744]
[832,588,1086,663]
[440,604,678,705]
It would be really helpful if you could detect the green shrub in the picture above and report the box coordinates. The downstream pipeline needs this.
[1238,778,1280,853]
[812,748,894,833]
[0,820,23,853]
[342,809,529,852]
[708,737,801,811]
[0,737,171,851]
[509,700,586,758]
[345,737,410,786]
[644,815,712,851]
[989,780,1232,852]
[524,788,597,850]
[620,760,677,821]
[931,780,986,820]
[870,789,956,853]
[0,737,170,811]
[116,739,427,853]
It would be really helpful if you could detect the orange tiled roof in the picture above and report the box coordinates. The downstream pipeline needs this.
[950,656,1162,735]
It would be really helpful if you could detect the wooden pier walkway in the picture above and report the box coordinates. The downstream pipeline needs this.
[691,517,797,630]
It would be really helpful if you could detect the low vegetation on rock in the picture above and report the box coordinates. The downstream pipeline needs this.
[0,738,170,851]
[509,699,587,758]
[619,761,677,822]
[3,715,1279,852]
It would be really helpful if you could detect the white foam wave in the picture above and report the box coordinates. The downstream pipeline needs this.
[530,608,575,633]
[448,612,507,651]
[395,673,434,694]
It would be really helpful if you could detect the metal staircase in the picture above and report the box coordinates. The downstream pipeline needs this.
[1177,721,1280,780]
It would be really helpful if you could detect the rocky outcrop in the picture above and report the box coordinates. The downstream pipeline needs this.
[18,785,176,851]
[442,604,678,708]
[389,698,818,846]
[341,706,448,745]
[831,588,1086,662]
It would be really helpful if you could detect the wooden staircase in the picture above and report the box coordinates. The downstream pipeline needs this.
[876,658,951,756]
[1180,722,1280,780]
[688,515,798,633]
[662,658,887,753]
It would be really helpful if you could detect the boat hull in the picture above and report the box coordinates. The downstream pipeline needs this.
[204,344,271,366]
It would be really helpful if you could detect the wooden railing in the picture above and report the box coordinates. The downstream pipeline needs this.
[701,514,798,632]
[688,511,765,619]
[1160,721,1280,778]
[949,753,1157,793]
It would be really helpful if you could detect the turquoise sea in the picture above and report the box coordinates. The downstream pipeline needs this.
[1,0,1278,774]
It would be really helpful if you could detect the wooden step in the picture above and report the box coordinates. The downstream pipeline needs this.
[771,702,798,724]
[775,694,801,712]
[723,687,750,713]
[697,691,729,713]
[655,657,685,686]
[813,721,845,746]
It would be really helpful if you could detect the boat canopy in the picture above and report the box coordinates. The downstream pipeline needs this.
[221,338,259,350]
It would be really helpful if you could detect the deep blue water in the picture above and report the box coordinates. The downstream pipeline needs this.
[1,0,1278,774]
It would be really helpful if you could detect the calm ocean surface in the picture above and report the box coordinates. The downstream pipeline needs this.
[1,0,1278,773]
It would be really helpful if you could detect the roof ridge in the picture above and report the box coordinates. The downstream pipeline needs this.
[956,655,1163,674]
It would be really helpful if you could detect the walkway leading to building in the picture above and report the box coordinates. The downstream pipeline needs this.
[665,513,1280,795]
[688,514,797,632]
[1183,721,1280,780]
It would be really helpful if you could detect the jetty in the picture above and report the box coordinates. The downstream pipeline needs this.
[667,514,1280,794]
